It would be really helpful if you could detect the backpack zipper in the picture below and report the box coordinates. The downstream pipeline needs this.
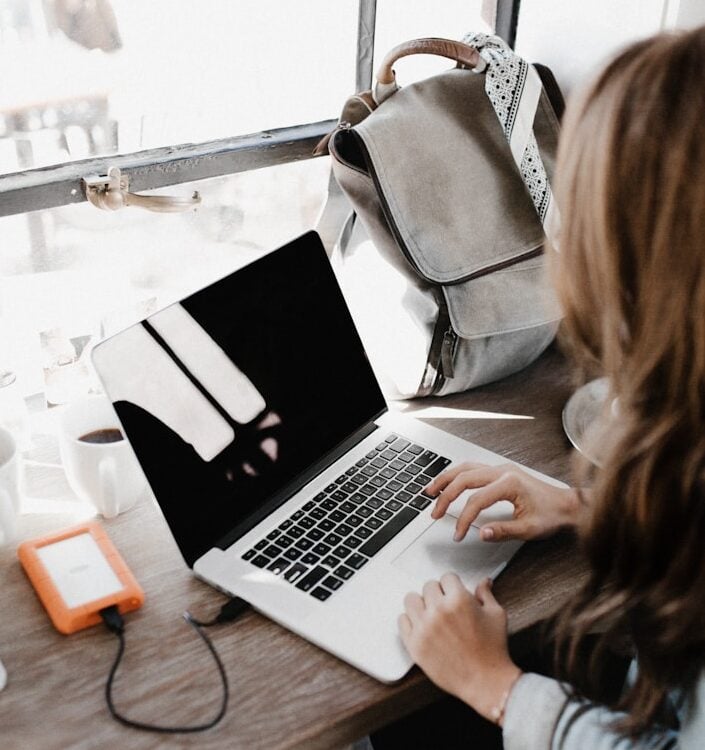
[440,327,457,380]
[417,300,455,397]
[327,122,370,176]
[427,332,458,396]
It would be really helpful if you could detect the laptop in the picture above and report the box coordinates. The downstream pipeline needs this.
[92,231,562,682]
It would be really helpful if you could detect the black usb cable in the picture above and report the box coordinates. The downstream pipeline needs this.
[100,597,250,733]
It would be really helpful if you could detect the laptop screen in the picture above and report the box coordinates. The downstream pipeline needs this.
[93,232,386,566]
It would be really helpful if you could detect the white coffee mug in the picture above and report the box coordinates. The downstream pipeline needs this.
[58,395,146,518]
[0,426,20,546]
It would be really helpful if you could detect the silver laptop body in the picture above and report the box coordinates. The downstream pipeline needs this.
[92,232,562,682]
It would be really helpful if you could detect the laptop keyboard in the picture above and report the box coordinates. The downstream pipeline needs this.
[241,433,451,601]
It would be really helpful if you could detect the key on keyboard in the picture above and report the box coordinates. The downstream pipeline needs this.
[241,433,450,601]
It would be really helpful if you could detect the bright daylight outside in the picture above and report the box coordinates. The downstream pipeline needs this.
[0,0,491,417]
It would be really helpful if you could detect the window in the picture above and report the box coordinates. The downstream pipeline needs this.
[0,0,517,402]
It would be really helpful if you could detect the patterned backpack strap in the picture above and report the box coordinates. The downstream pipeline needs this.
[462,32,560,247]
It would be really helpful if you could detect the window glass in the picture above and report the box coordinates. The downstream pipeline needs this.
[0,0,357,174]
[373,1,493,86]
[0,157,331,398]
[0,0,498,403]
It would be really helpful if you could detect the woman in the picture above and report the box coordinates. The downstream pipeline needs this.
[396,26,705,749]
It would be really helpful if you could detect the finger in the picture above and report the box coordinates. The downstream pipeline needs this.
[425,462,487,500]
[398,613,412,644]
[475,578,502,611]
[439,571,468,598]
[422,579,444,606]
[453,473,520,541]
[403,591,425,620]
[451,490,511,541]
[480,519,533,542]
[431,465,507,519]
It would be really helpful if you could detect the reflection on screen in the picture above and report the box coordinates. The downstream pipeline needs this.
[95,233,386,566]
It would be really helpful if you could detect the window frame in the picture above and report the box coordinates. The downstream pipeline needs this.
[0,0,520,219]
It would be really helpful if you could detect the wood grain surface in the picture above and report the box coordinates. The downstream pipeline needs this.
[0,344,586,750]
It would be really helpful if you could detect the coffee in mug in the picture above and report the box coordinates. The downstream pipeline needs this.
[78,428,124,444]
[59,396,146,518]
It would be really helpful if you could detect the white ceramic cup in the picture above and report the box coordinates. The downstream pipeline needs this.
[58,396,146,518]
[0,427,20,546]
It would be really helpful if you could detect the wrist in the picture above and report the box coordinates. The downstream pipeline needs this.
[558,488,583,531]
[488,666,523,727]
[460,662,522,725]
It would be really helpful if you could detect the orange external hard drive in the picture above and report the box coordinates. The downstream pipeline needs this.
[18,521,144,634]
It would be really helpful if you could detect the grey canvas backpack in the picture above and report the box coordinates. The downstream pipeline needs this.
[319,36,563,399]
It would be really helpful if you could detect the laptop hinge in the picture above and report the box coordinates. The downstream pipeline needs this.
[212,410,386,555]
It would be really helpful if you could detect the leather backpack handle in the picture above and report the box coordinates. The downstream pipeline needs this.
[376,37,484,85]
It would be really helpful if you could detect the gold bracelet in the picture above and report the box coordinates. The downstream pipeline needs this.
[490,671,523,726]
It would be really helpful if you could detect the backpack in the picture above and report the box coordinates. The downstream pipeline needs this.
[318,35,564,398]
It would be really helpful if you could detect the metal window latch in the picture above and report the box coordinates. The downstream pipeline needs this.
[82,166,201,213]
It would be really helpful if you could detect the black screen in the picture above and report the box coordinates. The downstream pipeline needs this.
[98,232,386,566]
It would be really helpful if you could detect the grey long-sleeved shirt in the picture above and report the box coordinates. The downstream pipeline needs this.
[503,670,705,749]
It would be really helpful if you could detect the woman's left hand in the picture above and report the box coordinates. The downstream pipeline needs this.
[398,573,522,723]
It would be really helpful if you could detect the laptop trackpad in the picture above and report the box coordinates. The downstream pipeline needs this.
[391,516,521,591]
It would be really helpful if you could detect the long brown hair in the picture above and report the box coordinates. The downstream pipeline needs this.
[550,26,705,736]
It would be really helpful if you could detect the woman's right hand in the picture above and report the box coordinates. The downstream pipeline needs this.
[426,463,583,543]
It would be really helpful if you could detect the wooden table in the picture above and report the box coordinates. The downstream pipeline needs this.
[0,344,586,750]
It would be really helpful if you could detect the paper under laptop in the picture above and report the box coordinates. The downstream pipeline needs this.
[92,231,565,681]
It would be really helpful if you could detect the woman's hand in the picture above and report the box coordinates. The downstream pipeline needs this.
[426,463,582,542]
[399,573,521,723]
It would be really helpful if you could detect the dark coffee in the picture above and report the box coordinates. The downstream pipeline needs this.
[78,428,124,444]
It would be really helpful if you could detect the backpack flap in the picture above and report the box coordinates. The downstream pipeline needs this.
[350,67,561,339]
[443,256,560,340]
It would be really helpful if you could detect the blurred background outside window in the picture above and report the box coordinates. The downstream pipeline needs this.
[0,0,495,404]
